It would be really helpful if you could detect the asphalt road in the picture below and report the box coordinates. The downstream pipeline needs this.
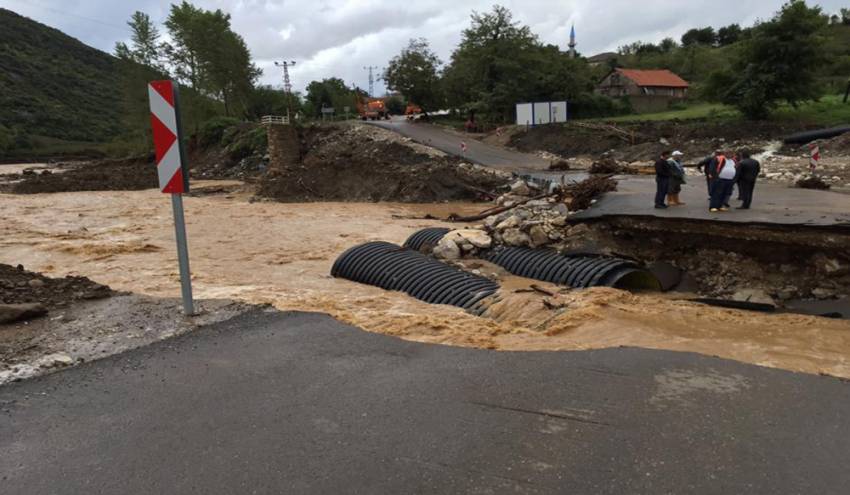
[2,310,849,494]
[571,176,850,227]
[369,119,550,171]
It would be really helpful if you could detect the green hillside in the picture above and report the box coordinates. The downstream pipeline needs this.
[0,8,124,146]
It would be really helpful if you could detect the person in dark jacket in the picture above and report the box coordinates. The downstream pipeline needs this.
[736,151,761,209]
[698,154,714,196]
[654,151,671,209]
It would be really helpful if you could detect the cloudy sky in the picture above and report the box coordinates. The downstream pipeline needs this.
[2,0,846,94]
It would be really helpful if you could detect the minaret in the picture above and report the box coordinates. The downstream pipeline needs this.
[568,24,577,58]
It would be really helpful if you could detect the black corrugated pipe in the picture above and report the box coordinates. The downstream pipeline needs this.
[483,246,662,291]
[403,227,451,252]
[331,241,499,312]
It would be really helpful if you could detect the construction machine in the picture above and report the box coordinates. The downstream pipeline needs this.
[357,98,390,121]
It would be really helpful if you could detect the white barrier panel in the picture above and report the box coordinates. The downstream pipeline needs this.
[533,102,551,125]
[551,101,567,123]
[516,103,533,126]
[516,101,568,126]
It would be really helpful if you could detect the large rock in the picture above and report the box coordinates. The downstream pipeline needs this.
[449,229,492,249]
[501,228,531,247]
[529,225,550,248]
[732,289,775,306]
[0,303,48,325]
[432,238,462,260]
[510,180,532,196]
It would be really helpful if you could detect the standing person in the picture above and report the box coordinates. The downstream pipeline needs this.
[667,150,687,206]
[722,152,738,208]
[737,150,760,209]
[705,150,725,201]
[698,154,714,197]
[654,150,672,209]
[709,151,737,212]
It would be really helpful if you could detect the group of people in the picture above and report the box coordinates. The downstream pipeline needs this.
[654,150,761,212]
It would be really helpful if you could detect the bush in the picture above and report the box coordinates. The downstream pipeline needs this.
[197,116,241,148]
[568,93,632,119]
[224,125,267,161]
[0,124,14,155]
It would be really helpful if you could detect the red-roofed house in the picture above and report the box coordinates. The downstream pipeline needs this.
[596,68,690,112]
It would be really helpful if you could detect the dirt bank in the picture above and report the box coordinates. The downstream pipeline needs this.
[507,120,817,163]
[6,156,156,194]
[258,124,510,202]
[1,263,112,307]
[2,187,849,378]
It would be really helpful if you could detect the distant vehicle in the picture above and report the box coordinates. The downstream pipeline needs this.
[357,98,390,121]
[405,103,423,120]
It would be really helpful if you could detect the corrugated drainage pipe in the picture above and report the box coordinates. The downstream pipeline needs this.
[403,227,451,252]
[483,246,661,290]
[331,241,499,312]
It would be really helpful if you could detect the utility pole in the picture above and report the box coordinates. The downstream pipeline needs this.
[274,60,296,120]
[363,65,381,97]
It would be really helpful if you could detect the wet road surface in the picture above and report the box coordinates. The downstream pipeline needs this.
[572,176,850,227]
[2,310,849,494]
[369,119,550,171]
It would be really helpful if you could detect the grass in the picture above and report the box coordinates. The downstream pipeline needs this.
[594,94,850,126]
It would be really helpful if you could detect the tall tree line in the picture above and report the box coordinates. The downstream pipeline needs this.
[115,2,261,119]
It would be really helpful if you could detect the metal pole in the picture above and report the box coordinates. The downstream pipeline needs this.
[171,193,194,315]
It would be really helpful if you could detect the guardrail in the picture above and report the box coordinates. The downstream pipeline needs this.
[261,115,289,125]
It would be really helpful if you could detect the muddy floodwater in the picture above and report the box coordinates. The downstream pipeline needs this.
[2,182,849,378]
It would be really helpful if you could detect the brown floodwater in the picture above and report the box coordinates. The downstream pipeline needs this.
[1,182,849,378]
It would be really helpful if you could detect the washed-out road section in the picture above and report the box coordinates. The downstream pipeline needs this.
[2,310,848,494]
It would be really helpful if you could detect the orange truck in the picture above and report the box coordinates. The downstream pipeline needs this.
[357,98,390,120]
[404,103,423,120]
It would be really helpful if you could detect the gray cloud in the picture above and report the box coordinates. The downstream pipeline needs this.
[3,0,847,94]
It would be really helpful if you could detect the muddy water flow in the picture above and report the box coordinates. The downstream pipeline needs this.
[1,185,849,378]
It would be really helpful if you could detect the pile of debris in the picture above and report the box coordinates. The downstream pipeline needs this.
[447,175,617,250]
[796,175,831,190]
[7,156,156,194]
[588,157,637,175]
[258,124,510,202]
[432,229,493,260]
[190,123,270,180]
[1,264,112,324]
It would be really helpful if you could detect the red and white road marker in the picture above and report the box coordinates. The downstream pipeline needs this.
[460,141,468,156]
[148,80,194,315]
[809,144,820,172]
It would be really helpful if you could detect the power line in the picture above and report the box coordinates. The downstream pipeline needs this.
[274,60,296,120]
[363,66,382,97]
[4,0,130,32]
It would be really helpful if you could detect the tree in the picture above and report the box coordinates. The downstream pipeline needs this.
[304,78,358,118]
[717,24,743,46]
[705,0,829,119]
[841,8,850,25]
[114,11,162,69]
[442,6,542,121]
[659,37,678,53]
[681,27,717,46]
[383,38,443,112]
[161,2,260,116]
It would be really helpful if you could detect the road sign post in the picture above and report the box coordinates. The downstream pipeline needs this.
[148,80,194,316]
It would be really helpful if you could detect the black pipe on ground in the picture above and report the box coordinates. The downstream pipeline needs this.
[783,126,850,145]
[483,246,661,290]
[402,228,662,291]
[331,241,499,311]
[403,227,451,252]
